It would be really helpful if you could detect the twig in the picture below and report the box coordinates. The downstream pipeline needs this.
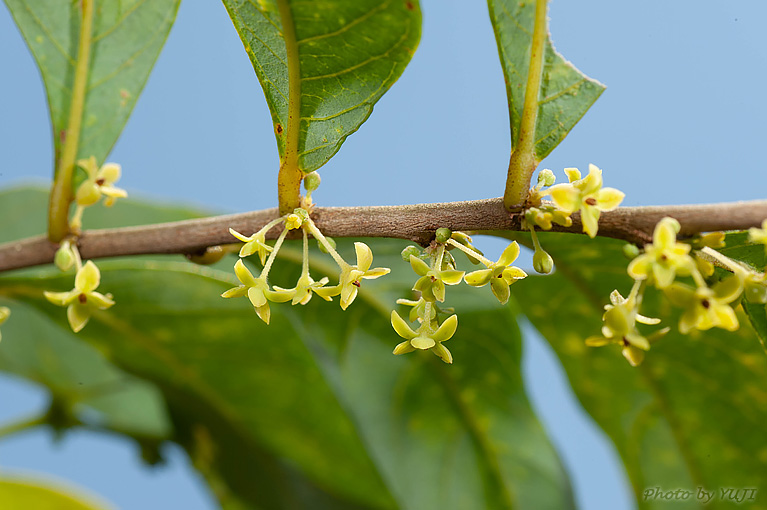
[1,199,766,273]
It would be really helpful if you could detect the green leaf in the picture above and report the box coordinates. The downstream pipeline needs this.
[4,0,180,164]
[488,0,604,160]
[511,232,767,507]
[1,188,574,510]
[222,0,421,172]
[0,476,112,510]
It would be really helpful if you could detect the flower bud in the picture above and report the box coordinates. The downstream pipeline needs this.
[303,172,321,192]
[318,236,336,254]
[401,245,421,262]
[54,240,76,271]
[537,169,556,187]
[435,228,452,244]
[622,243,640,260]
[533,249,553,274]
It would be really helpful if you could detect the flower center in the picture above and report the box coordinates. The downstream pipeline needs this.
[701,299,711,309]
[78,293,88,304]
[352,281,361,287]
[585,197,597,206]
[95,178,105,186]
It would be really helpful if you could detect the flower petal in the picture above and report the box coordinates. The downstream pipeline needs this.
[247,286,267,308]
[97,163,121,184]
[431,342,453,364]
[255,303,270,324]
[221,285,248,299]
[411,336,436,350]
[76,261,101,293]
[497,241,520,266]
[354,242,374,272]
[393,340,416,355]
[88,291,115,309]
[627,254,652,280]
[363,267,390,279]
[440,269,465,285]
[714,304,739,331]
[44,290,79,307]
[549,184,581,213]
[234,259,258,286]
[580,205,600,238]
[621,345,645,367]
[340,284,358,310]
[713,276,743,303]
[67,303,91,333]
[502,266,527,284]
[596,187,624,211]
[409,255,430,276]
[491,277,510,304]
[564,167,581,182]
[464,268,492,287]
[265,288,295,303]
[626,333,650,351]
[585,336,611,347]
[229,228,253,243]
[653,218,680,248]
[580,164,603,195]
[391,311,418,340]
[432,314,458,342]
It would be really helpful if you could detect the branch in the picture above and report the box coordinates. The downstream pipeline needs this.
[1,198,766,273]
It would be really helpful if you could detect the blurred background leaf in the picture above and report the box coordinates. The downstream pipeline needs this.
[0,188,574,510]
[0,475,113,510]
[511,231,767,509]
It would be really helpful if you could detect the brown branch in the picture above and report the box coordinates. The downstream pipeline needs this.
[1,198,766,273]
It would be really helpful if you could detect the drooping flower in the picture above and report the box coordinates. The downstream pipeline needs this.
[43,261,115,333]
[275,273,336,305]
[627,217,695,288]
[585,288,662,366]
[229,228,273,265]
[336,243,390,310]
[75,156,127,207]
[391,310,458,363]
[664,278,741,334]
[409,255,464,302]
[547,164,624,238]
[464,241,527,304]
[221,259,293,324]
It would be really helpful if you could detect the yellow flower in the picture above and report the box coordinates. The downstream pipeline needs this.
[0,306,10,342]
[585,288,662,367]
[464,241,527,304]
[75,156,127,207]
[627,217,695,288]
[336,243,390,310]
[391,310,458,364]
[229,228,273,265]
[409,255,464,302]
[275,273,336,305]
[664,278,741,334]
[44,261,115,333]
[547,164,624,238]
[221,259,293,324]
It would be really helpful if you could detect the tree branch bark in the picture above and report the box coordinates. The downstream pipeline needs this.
[1,198,766,273]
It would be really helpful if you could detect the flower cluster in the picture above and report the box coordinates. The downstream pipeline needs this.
[391,229,527,363]
[43,156,124,333]
[590,216,767,366]
[521,164,625,275]
[222,173,391,323]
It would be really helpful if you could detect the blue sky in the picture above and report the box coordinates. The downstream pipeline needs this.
[1,0,766,508]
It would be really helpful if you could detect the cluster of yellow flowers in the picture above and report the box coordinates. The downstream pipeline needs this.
[222,173,389,324]
[391,229,527,363]
[44,158,125,333]
[587,217,767,366]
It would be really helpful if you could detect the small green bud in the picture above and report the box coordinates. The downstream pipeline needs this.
[622,243,640,260]
[293,208,310,222]
[401,245,421,262]
[318,236,336,254]
[537,168,556,187]
[435,228,452,244]
[303,172,321,192]
[745,280,767,304]
[54,240,76,271]
[533,249,554,274]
